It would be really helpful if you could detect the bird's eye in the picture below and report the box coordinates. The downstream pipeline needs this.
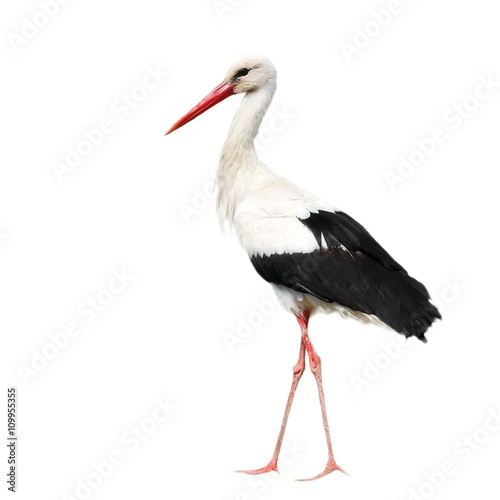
[234,68,250,79]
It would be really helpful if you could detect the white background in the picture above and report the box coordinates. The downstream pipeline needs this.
[2,1,500,499]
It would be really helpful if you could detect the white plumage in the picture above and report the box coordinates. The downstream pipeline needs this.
[166,54,440,481]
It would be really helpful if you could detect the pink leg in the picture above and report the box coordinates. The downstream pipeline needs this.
[297,318,347,481]
[236,317,307,475]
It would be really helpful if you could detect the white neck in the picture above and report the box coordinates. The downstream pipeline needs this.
[216,83,276,225]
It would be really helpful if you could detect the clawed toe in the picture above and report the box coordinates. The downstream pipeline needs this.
[295,461,348,481]
[235,462,279,475]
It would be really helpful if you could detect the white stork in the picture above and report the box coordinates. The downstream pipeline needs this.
[166,54,441,481]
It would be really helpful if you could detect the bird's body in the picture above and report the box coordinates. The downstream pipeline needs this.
[215,56,438,340]
[166,54,440,480]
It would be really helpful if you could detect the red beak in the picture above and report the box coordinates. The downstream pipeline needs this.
[165,80,235,135]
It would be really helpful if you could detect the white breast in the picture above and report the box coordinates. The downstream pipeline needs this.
[232,173,335,256]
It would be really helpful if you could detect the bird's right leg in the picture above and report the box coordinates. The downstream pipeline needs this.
[296,327,347,481]
[236,327,306,475]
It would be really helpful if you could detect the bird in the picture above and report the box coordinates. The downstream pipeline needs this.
[165,54,441,481]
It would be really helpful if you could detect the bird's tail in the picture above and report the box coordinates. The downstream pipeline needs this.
[378,271,441,342]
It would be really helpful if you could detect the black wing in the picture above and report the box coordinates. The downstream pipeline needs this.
[250,210,441,341]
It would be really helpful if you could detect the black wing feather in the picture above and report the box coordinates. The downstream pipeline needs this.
[250,210,441,341]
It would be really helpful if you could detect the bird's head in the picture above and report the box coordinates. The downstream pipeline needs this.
[166,54,276,135]
[225,54,277,94]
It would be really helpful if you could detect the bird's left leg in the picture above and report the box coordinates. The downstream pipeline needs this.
[296,317,347,481]
[236,326,307,476]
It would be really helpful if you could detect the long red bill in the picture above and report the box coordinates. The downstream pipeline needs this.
[165,80,235,135]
